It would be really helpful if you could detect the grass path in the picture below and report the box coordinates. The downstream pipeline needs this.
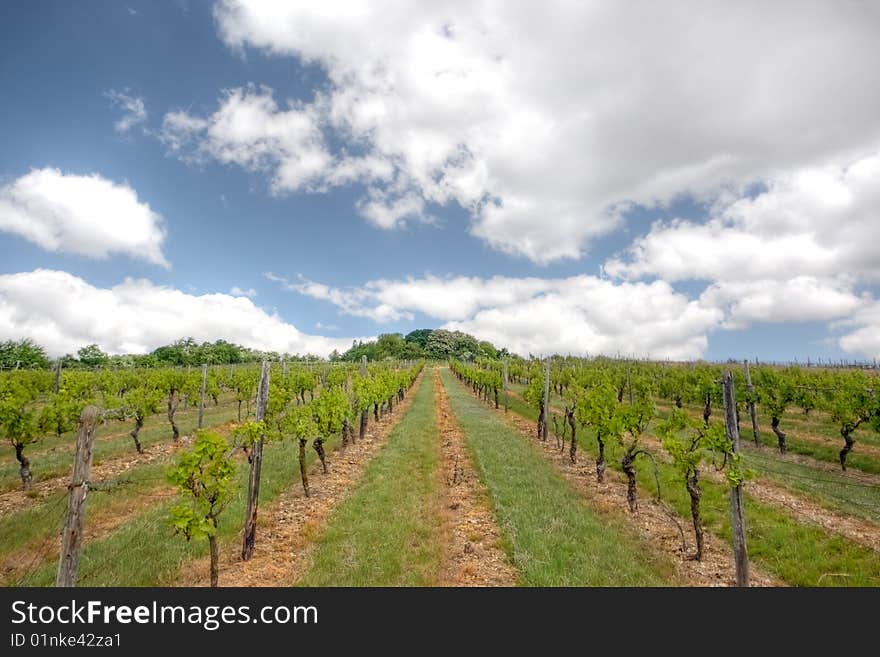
[297,369,444,586]
[440,368,676,586]
[180,371,428,586]
[433,367,517,586]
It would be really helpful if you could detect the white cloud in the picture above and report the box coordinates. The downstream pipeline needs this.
[161,86,334,193]
[0,168,169,267]
[605,151,880,328]
[106,89,147,134]
[315,321,339,331]
[229,286,256,297]
[211,0,880,262]
[271,272,722,359]
[837,301,880,359]
[265,272,411,322]
[0,270,366,357]
[698,278,865,330]
[607,152,880,284]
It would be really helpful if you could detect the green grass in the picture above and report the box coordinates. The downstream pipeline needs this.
[504,390,880,586]
[0,459,171,562]
[739,449,880,525]
[298,372,443,586]
[751,431,880,475]
[0,398,241,492]
[443,369,675,586]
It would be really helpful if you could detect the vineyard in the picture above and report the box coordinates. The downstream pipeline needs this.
[1,356,879,587]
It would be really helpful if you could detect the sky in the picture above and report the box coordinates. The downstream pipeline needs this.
[1,0,879,362]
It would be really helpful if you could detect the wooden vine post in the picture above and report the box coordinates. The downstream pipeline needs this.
[56,405,100,587]
[502,359,509,413]
[744,360,760,445]
[541,357,551,441]
[53,360,62,394]
[198,363,208,429]
[723,371,749,587]
[241,361,270,561]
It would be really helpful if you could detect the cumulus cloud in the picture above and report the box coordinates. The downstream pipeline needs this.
[607,151,880,284]
[698,278,865,330]
[271,272,722,359]
[606,151,880,329]
[105,89,147,134]
[160,86,336,193]
[0,168,169,267]
[208,0,880,262]
[229,286,256,297]
[0,270,366,358]
[837,301,880,359]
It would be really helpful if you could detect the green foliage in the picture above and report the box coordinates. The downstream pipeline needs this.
[0,379,40,448]
[76,344,110,369]
[404,329,433,348]
[658,408,727,478]
[314,386,349,435]
[167,431,236,541]
[0,339,49,370]
[755,368,794,419]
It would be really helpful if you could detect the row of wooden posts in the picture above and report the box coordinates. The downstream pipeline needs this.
[56,356,373,586]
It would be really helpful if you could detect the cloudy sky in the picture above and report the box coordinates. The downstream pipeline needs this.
[1,1,879,361]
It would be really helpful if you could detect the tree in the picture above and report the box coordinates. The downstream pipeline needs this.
[122,380,163,453]
[0,380,40,489]
[823,371,880,470]
[404,329,433,348]
[286,405,318,497]
[168,431,236,587]
[617,384,656,513]
[0,339,50,369]
[658,408,727,560]
[576,380,619,483]
[755,369,793,453]
[76,344,110,369]
[478,341,498,359]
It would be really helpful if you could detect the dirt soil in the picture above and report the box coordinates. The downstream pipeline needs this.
[177,371,426,587]
[434,367,518,586]
[494,387,780,586]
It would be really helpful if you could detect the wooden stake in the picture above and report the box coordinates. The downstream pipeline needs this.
[723,371,749,587]
[241,361,270,561]
[541,357,550,441]
[56,405,100,587]
[744,360,759,445]
[53,360,62,394]
[503,359,509,413]
[198,363,207,429]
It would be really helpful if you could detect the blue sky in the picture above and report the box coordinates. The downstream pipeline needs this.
[1,1,878,361]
